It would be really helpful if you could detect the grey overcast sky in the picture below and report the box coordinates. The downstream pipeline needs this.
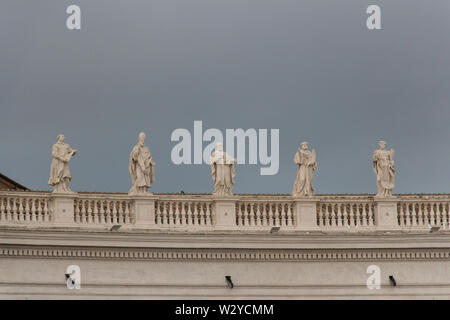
[1,0,450,194]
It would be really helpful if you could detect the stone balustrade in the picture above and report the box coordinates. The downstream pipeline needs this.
[397,198,450,227]
[154,198,215,227]
[73,195,134,225]
[317,200,376,228]
[1,190,450,232]
[235,200,295,228]
[0,192,53,223]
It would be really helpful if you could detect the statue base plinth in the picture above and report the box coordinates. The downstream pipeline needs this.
[128,192,153,197]
[374,197,398,229]
[51,189,77,195]
[293,197,320,230]
[213,195,238,229]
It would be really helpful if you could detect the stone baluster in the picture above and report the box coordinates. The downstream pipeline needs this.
[414,203,419,225]
[444,202,449,227]
[177,202,183,225]
[37,199,43,222]
[29,198,35,222]
[0,198,4,221]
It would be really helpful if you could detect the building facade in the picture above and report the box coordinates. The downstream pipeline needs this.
[0,173,28,191]
[1,190,450,299]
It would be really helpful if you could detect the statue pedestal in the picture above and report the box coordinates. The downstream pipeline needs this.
[132,195,156,228]
[52,193,78,226]
[294,197,320,231]
[374,197,399,230]
[213,196,238,230]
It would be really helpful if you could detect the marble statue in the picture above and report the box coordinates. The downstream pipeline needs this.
[210,142,236,196]
[292,141,317,197]
[48,134,78,193]
[372,140,395,197]
[128,132,155,195]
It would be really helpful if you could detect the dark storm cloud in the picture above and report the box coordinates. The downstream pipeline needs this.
[1,0,450,194]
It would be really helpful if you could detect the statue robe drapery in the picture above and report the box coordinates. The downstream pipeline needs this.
[210,152,236,196]
[48,142,74,186]
[129,144,155,193]
[292,148,317,197]
[372,149,395,196]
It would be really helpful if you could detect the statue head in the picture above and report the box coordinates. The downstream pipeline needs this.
[216,142,223,152]
[300,141,309,150]
[57,134,65,142]
[138,132,146,146]
[378,140,387,150]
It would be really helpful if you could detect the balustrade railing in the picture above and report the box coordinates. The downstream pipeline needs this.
[397,200,450,227]
[1,190,449,232]
[154,199,214,227]
[73,196,134,225]
[235,201,295,227]
[317,200,376,227]
[0,192,52,223]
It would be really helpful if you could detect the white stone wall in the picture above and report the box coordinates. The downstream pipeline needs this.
[2,191,450,299]
[1,228,450,299]
[2,258,450,299]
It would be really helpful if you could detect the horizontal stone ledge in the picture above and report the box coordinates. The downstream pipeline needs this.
[1,244,450,262]
[0,222,437,233]
[0,245,450,262]
[3,189,450,196]
[2,228,450,252]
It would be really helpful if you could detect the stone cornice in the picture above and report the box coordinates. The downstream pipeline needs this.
[1,243,450,262]
[4,190,450,199]
[1,228,450,250]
